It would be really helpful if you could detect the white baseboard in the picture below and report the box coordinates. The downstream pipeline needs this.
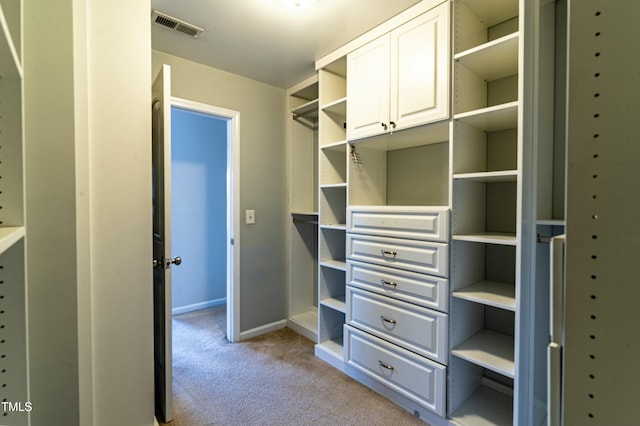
[172,297,226,316]
[239,319,287,341]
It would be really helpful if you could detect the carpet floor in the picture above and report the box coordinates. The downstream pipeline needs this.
[162,305,429,426]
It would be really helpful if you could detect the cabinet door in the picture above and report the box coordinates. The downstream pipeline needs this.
[346,34,390,141]
[390,2,450,131]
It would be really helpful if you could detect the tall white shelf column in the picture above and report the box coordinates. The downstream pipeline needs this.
[0,0,29,424]
[286,75,319,341]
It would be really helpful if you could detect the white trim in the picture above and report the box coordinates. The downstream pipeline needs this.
[239,320,287,341]
[315,0,446,70]
[170,96,241,344]
[171,298,227,316]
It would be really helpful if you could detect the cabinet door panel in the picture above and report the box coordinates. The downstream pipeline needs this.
[390,2,450,130]
[347,35,390,141]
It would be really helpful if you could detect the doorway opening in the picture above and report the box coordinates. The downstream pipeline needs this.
[171,97,240,343]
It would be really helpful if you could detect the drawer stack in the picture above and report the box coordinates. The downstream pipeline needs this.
[343,206,449,417]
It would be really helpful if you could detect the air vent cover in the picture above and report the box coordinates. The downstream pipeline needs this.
[152,10,204,38]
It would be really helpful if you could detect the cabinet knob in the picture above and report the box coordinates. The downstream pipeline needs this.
[390,121,396,129]
[381,249,397,257]
[381,122,388,130]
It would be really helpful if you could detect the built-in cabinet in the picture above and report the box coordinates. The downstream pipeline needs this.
[0,0,30,424]
[347,3,450,141]
[285,0,559,424]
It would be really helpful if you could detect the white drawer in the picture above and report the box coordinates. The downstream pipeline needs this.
[346,233,448,277]
[344,325,446,416]
[347,260,448,312]
[347,206,449,242]
[346,287,448,363]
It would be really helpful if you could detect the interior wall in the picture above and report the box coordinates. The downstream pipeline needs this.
[87,0,154,424]
[152,50,287,332]
[171,107,227,312]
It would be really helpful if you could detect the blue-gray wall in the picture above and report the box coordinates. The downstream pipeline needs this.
[171,107,227,312]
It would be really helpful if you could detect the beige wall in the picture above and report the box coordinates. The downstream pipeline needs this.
[152,51,287,332]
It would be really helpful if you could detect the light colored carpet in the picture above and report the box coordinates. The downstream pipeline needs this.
[163,306,429,426]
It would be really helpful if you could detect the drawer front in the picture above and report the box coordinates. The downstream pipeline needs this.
[346,233,448,277]
[347,260,448,312]
[347,287,448,363]
[345,325,446,416]
[347,206,449,242]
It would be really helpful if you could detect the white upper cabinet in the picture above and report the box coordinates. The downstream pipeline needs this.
[347,2,450,142]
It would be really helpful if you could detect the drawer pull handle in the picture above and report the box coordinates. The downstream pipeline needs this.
[381,250,397,257]
[381,279,397,288]
[380,316,397,325]
[378,360,394,371]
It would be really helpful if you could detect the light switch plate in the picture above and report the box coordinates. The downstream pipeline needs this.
[245,209,255,224]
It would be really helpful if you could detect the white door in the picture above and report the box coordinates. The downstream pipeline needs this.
[390,2,450,131]
[152,64,180,423]
[347,34,391,141]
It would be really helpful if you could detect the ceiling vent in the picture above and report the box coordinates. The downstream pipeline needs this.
[152,10,204,38]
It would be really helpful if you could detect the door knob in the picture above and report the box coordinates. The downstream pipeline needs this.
[170,257,182,266]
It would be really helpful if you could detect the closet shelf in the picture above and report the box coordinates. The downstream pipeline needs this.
[0,4,22,79]
[291,211,318,217]
[319,260,347,271]
[321,97,347,116]
[319,224,346,231]
[455,32,519,81]
[320,296,346,313]
[289,310,318,333]
[453,170,518,182]
[320,182,347,189]
[292,98,319,118]
[450,384,514,426]
[454,101,519,132]
[316,338,344,361]
[453,280,516,311]
[453,233,517,246]
[349,120,450,151]
[0,227,25,256]
[452,329,515,378]
[537,219,566,227]
[321,140,347,151]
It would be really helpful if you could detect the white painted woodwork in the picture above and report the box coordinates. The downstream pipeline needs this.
[315,61,348,364]
[390,4,450,131]
[347,206,449,242]
[347,35,390,140]
[346,233,448,278]
[451,329,515,378]
[287,76,319,342]
[347,2,450,142]
[347,260,448,313]
[345,325,447,416]
[347,287,448,363]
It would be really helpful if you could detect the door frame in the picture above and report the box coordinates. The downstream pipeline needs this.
[171,96,241,343]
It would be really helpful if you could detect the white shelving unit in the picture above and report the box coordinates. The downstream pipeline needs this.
[308,0,558,423]
[0,1,29,424]
[315,57,348,366]
[286,76,319,342]
[449,0,557,424]
[449,0,521,423]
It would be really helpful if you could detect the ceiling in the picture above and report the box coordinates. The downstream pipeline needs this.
[150,0,423,88]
